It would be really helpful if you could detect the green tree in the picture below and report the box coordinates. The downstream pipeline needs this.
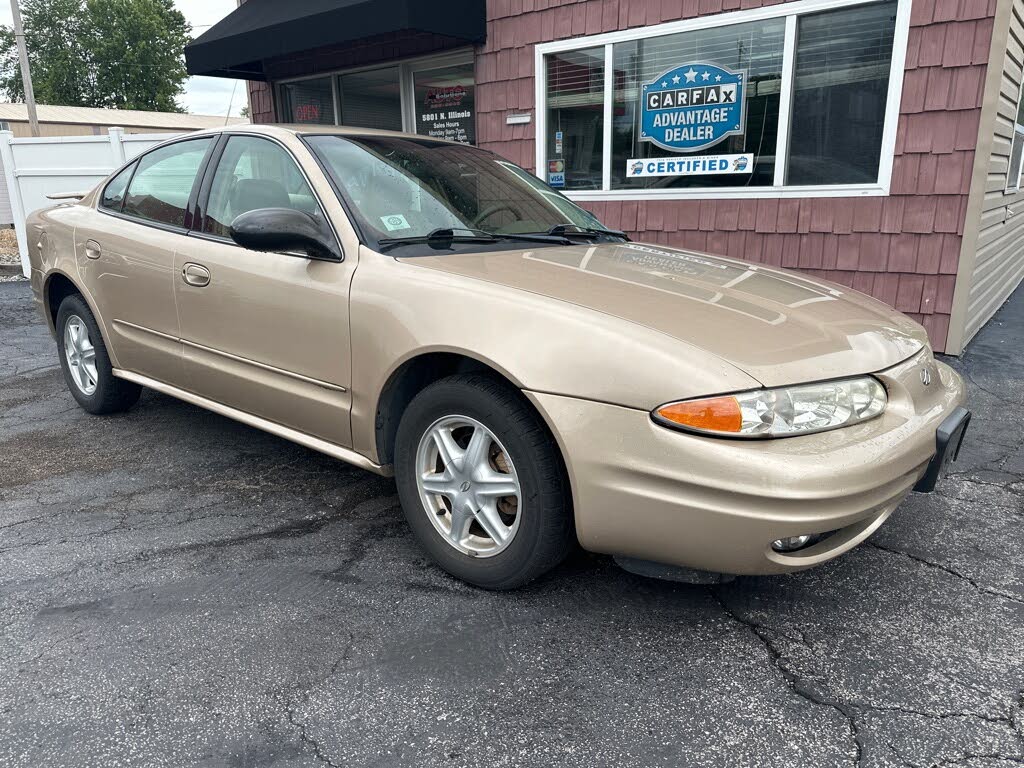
[85,0,190,112]
[0,0,91,105]
[0,0,191,112]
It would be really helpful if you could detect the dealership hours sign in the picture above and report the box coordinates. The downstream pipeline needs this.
[640,63,746,153]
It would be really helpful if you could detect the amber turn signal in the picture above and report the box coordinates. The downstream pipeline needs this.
[655,396,743,433]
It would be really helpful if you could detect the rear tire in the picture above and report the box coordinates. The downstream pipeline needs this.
[56,294,141,415]
[395,373,574,590]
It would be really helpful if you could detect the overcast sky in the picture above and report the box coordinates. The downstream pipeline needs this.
[0,0,246,117]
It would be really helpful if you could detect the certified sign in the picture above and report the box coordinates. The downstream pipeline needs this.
[628,153,753,178]
[640,63,746,153]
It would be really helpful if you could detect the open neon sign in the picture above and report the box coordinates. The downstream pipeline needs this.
[295,103,322,122]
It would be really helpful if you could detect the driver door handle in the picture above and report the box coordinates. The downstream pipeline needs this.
[182,263,211,287]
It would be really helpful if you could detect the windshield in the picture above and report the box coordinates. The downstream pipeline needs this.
[304,135,613,254]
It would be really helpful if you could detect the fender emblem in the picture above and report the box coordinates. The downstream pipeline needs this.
[921,367,932,386]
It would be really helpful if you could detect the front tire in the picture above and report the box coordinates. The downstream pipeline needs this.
[395,374,573,590]
[55,294,141,415]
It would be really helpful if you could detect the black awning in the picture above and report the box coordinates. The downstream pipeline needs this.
[186,0,486,80]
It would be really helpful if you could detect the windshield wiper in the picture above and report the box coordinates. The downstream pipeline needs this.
[544,224,630,241]
[378,227,572,252]
[378,228,497,252]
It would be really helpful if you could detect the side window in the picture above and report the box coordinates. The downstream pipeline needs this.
[202,135,322,238]
[100,163,135,212]
[122,138,214,228]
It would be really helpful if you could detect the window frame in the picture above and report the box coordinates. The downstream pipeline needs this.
[534,0,911,201]
[97,136,218,234]
[189,131,345,262]
[1006,82,1024,194]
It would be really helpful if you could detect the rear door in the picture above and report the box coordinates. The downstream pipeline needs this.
[173,134,356,447]
[78,136,217,386]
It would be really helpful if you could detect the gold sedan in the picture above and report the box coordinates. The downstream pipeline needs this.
[26,126,970,589]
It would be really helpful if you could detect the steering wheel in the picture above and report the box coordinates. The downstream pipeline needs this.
[472,202,520,229]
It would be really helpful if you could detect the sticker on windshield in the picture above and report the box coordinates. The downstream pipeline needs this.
[381,214,411,232]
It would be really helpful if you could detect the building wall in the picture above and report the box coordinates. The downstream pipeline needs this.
[472,0,996,353]
[951,0,1024,351]
[249,82,275,124]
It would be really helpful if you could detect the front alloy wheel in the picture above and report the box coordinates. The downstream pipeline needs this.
[416,416,522,557]
[395,373,574,590]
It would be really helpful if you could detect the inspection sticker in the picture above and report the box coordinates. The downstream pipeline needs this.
[380,214,411,231]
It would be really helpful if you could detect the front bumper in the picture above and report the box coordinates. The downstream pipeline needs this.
[527,351,967,576]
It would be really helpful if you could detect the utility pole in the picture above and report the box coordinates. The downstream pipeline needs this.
[10,0,39,137]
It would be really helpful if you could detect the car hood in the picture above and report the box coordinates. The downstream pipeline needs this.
[401,242,928,387]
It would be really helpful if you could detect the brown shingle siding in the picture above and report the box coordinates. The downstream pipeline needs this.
[910,0,935,27]
[918,23,947,67]
[890,233,921,272]
[932,0,961,22]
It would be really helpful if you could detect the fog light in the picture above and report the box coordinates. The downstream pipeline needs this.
[772,535,813,553]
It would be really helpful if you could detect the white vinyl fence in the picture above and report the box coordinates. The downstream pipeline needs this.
[0,128,182,277]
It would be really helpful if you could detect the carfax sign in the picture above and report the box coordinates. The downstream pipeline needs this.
[640,63,746,153]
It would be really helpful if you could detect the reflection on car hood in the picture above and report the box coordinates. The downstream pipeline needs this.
[402,242,928,387]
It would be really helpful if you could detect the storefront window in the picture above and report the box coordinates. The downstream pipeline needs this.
[274,57,478,143]
[538,0,903,196]
[545,47,604,190]
[279,77,335,125]
[787,3,897,185]
[611,20,784,190]
[414,63,476,144]
[339,67,403,132]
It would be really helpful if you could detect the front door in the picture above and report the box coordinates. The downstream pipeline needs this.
[174,135,355,447]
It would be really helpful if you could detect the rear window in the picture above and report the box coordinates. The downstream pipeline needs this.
[122,138,214,228]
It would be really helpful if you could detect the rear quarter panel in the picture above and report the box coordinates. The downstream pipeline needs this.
[27,202,89,328]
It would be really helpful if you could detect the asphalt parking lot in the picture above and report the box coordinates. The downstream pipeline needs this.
[0,278,1021,768]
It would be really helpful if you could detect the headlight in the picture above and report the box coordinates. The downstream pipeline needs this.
[653,377,887,438]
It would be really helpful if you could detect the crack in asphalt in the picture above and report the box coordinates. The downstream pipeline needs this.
[285,705,343,768]
[865,542,1024,606]
[283,635,355,768]
[710,587,1024,768]
[709,586,865,768]
[960,369,1021,409]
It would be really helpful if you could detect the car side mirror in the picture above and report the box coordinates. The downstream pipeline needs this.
[229,208,342,261]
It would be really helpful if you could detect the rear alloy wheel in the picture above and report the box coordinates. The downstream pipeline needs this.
[55,294,142,415]
[63,314,98,396]
[395,374,574,590]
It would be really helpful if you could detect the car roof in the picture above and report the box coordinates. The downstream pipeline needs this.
[188,123,461,145]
